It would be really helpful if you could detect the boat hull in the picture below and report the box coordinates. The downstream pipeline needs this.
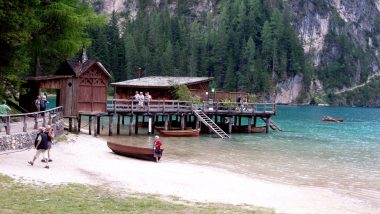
[107,141,163,161]
[158,128,200,137]
[321,118,344,122]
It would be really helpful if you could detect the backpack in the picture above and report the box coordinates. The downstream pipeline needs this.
[40,100,46,109]
[34,133,40,148]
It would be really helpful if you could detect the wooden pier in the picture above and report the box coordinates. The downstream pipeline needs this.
[78,99,278,137]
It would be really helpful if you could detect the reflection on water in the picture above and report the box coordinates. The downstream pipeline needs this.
[100,106,380,209]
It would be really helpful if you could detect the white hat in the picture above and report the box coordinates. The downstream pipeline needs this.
[155,135,159,139]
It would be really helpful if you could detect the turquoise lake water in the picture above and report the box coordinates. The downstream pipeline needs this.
[48,95,379,208]
[103,105,380,209]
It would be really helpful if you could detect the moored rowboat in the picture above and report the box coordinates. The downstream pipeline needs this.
[157,128,200,137]
[321,117,344,122]
[107,141,163,161]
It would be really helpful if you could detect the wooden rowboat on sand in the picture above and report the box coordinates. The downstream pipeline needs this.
[107,141,163,161]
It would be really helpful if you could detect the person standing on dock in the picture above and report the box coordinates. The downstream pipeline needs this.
[138,92,144,109]
[144,92,152,109]
[133,91,139,106]
[236,95,241,110]
[153,135,162,162]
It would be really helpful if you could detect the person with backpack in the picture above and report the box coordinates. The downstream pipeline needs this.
[28,127,50,169]
[41,125,55,162]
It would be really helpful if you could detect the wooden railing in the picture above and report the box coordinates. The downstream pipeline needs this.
[0,106,63,135]
[107,99,276,115]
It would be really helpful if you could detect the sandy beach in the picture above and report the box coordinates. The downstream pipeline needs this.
[0,133,375,214]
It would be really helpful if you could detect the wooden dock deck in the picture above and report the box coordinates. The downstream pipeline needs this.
[79,99,278,137]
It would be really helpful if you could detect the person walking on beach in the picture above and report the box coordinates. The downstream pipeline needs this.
[28,127,49,169]
[42,125,55,163]
[153,135,162,162]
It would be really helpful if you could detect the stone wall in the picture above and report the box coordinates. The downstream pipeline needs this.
[0,119,64,152]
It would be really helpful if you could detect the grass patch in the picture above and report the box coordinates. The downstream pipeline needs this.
[0,174,274,214]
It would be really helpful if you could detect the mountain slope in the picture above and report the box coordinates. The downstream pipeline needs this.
[88,0,380,106]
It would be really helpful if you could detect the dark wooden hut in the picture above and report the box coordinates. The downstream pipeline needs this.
[20,50,111,117]
[111,76,213,100]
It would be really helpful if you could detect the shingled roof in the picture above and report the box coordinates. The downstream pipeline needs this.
[55,48,111,79]
[111,76,213,88]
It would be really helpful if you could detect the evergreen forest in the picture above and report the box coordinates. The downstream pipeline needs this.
[87,0,308,95]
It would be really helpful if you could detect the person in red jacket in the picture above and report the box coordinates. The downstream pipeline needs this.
[153,135,162,162]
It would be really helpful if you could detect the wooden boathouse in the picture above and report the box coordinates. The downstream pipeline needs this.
[75,76,280,138]
[20,50,112,117]
[112,76,214,100]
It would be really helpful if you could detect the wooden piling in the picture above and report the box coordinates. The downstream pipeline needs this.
[164,115,168,130]
[88,116,91,135]
[97,115,100,135]
[248,116,252,133]
[228,117,233,134]
[78,115,81,133]
[109,114,113,136]
[135,115,139,134]
[117,114,120,135]
[129,115,133,136]
[181,115,185,130]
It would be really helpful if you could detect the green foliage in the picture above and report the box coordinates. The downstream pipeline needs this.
[171,84,200,103]
[326,77,380,107]
[0,0,105,98]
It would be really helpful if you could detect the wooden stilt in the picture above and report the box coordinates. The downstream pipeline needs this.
[97,116,100,135]
[109,114,113,136]
[69,117,72,132]
[148,116,152,135]
[195,116,200,129]
[265,117,269,134]
[78,114,81,133]
[228,117,233,134]
[164,115,169,130]
[135,115,139,134]
[87,116,91,135]
[142,116,145,127]
[94,116,97,137]
[117,114,120,135]
[248,116,252,133]
[253,116,257,128]
[122,115,125,125]
[239,116,242,126]
[129,115,133,136]
[181,115,185,130]
[152,115,153,134]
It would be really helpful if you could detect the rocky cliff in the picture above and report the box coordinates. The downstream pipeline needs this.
[89,0,380,104]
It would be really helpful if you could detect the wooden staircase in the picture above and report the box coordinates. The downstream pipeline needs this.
[270,120,282,131]
[261,117,282,131]
[193,110,230,139]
